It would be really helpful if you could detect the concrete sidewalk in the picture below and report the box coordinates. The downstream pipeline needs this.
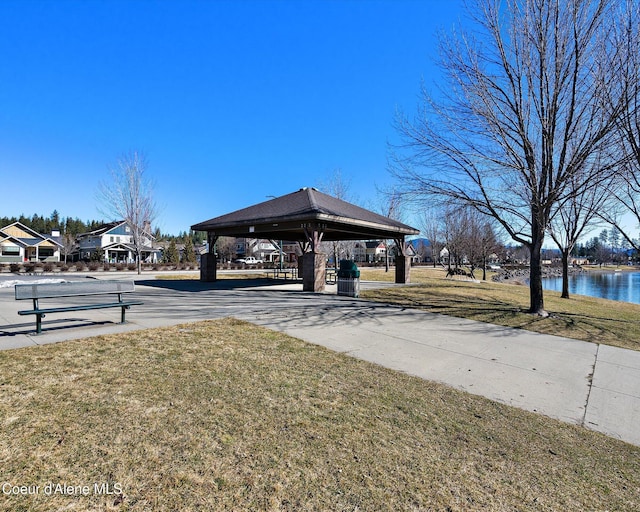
[1,274,638,446]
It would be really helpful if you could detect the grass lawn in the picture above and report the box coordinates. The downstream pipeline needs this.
[1,319,639,511]
[360,267,640,351]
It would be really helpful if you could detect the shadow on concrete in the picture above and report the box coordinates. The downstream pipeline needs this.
[0,318,112,337]
[136,278,301,292]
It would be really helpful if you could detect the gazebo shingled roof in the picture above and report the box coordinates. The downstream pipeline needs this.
[191,187,419,241]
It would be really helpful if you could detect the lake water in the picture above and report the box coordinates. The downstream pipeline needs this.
[542,270,640,304]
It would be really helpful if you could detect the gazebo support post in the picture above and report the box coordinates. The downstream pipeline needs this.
[395,237,411,284]
[302,224,326,292]
[302,252,326,292]
[201,233,219,282]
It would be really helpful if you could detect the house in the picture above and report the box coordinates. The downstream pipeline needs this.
[76,221,160,263]
[235,238,291,263]
[354,241,387,263]
[0,222,62,263]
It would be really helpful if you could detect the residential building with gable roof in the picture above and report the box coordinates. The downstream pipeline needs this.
[0,222,62,263]
[353,241,387,263]
[76,220,160,263]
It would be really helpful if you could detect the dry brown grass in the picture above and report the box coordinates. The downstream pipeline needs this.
[360,267,640,351]
[1,319,639,511]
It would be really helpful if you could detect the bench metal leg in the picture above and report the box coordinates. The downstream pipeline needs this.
[36,313,43,334]
[120,305,131,324]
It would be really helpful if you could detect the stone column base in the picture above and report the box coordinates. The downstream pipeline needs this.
[200,253,217,282]
[395,256,411,284]
[302,252,326,292]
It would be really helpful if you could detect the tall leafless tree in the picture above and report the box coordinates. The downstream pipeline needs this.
[600,2,640,249]
[548,169,613,298]
[465,213,502,281]
[441,205,471,272]
[392,0,630,316]
[317,168,357,266]
[61,232,76,264]
[373,186,405,272]
[97,150,158,274]
[420,208,445,268]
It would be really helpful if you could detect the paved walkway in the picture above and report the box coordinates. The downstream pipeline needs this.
[1,273,639,447]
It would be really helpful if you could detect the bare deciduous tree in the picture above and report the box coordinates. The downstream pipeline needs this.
[373,186,405,271]
[392,0,630,316]
[420,208,444,268]
[441,206,470,272]
[61,232,76,264]
[466,214,502,281]
[601,2,640,249]
[548,170,613,298]
[317,168,357,266]
[215,236,237,264]
[97,150,158,274]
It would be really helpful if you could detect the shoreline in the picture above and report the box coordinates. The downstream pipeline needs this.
[492,265,640,285]
[492,266,586,285]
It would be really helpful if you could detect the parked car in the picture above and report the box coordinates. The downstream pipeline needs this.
[235,256,263,265]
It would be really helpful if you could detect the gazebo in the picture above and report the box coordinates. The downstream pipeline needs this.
[191,187,420,292]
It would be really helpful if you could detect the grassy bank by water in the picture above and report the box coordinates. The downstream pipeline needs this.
[360,267,640,351]
[1,318,638,511]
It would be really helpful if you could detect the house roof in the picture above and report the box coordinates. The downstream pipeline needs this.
[191,188,419,242]
[0,222,63,248]
[102,242,160,252]
[77,221,123,237]
[78,221,155,241]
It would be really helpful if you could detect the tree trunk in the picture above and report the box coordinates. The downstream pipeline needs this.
[561,250,570,299]
[528,236,547,316]
[385,241,390,272]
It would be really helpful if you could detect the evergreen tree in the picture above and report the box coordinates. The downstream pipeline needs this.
[182,237,196,264]
[50,210,60,231]
[164,239,180,264]
[91,248,104,262]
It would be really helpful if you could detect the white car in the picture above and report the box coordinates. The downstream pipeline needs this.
[236,256,263,265]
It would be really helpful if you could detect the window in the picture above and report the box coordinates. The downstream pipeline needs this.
[1,245,20,256]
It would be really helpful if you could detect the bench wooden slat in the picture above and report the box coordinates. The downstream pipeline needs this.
[15,280,135,300]
[18,301,144,316]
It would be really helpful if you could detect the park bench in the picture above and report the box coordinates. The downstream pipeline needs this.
[445,266,477,280]
[15,280,143,334]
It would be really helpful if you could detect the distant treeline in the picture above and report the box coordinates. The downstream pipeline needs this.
[0,211,105,237]
[0,210,204,243]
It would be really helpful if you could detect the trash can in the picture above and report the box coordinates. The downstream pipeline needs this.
[337,259,360,297]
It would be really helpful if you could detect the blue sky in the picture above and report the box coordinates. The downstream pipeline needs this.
[0,0,463,235]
